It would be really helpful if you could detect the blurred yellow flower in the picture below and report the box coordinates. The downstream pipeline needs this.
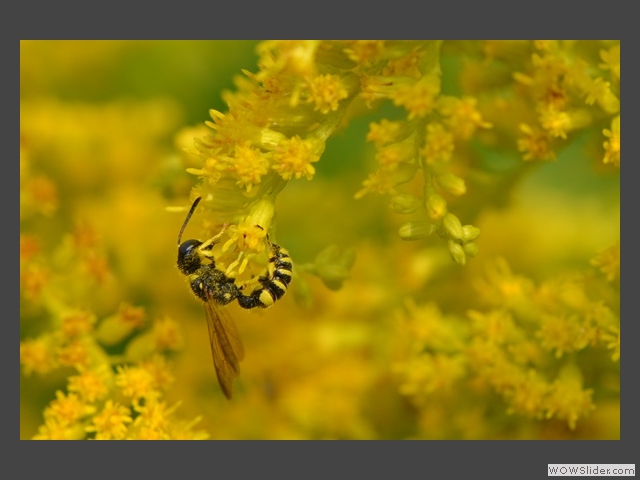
[68,369,110,403]
[307,74,349,114]
[85,400,132,440]
[602,115,620,167]
[272,135,322,181]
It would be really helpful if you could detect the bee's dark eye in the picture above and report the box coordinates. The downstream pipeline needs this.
[179,239,202,259]
[177,239,205,275]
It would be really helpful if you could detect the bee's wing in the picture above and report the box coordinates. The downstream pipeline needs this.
[203,292,245,399]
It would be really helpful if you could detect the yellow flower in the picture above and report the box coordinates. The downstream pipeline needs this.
[118,302,146,327]
[201,108,277,154]
[531,52,567,84]
[591,241,620,283]
[343,40,385,66]
[396,353,465,403]
[258,40,320,77]
[20,234,40,263]
[538,107,571,139]
[139,355,176,392]
[577,71,619,114]
[222,217,269,255]
[383,47,423,79]
[186,156,223,185]
[86,400,132,440]
[229,143,271,192]
[68,369,110,402]
[545,367,595,430]
[167,417,209,440]
[221,214,269,276]
[402,301,465,353]
[366,119,407,148]
[420,122,454,165]
[60,309,96,338]
[20,263,50,300]
[473,258,550,327]
[20,336,57,375]
[517,123,556,161]
[602,323,620,362]
[57,339,90,369]
[25,175,58,216]
[437,96,492,140]
[33,418,85,440]
[602,115,620,167]
[272,135,321,181]
[152,315,184,352]
[130,426,166,440]
[359,75,394,107]
[468,309,519,346]
[82,251,112,284]
[175,123,210,154]
[537,314,588,358]
[354,169,398,199]
[132,399,178,434]
[599,44,620,81]
[115,365,157,400]
[533,40,559,52]
[376,141,414,169]
[505,370,549,419]
[43,390,96,425]
[307,74,349,114]
[72,220,100,250]
[391,73,440,120]
[583,77,611,106]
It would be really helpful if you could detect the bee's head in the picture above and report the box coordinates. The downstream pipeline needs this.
[177,238,204,275]
[177,197,205,275]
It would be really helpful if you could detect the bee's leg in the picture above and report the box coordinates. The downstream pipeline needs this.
[199,223,230,251]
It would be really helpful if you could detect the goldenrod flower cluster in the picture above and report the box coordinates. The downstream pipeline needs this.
[20,226,207,439]
[20,50,208,438]
[21,40,619,440]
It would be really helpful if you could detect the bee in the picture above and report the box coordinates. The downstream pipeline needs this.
[176,196,292,399]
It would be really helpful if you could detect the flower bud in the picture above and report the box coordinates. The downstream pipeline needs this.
[390,193,421,214]
[314,245,356,290]
[399,221,435,241]
[390,161,419,184]
[426,194,447,222]
[95,316,136,346]
[124,332,156,362]
[317,265,351,291]
[442,213,463,240]
[461,225,481,242]
[436,172,466,196]
[463,242,479,258]
[448,240,466,265]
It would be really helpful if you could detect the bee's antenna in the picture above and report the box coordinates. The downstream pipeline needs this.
[178,197,202,245]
